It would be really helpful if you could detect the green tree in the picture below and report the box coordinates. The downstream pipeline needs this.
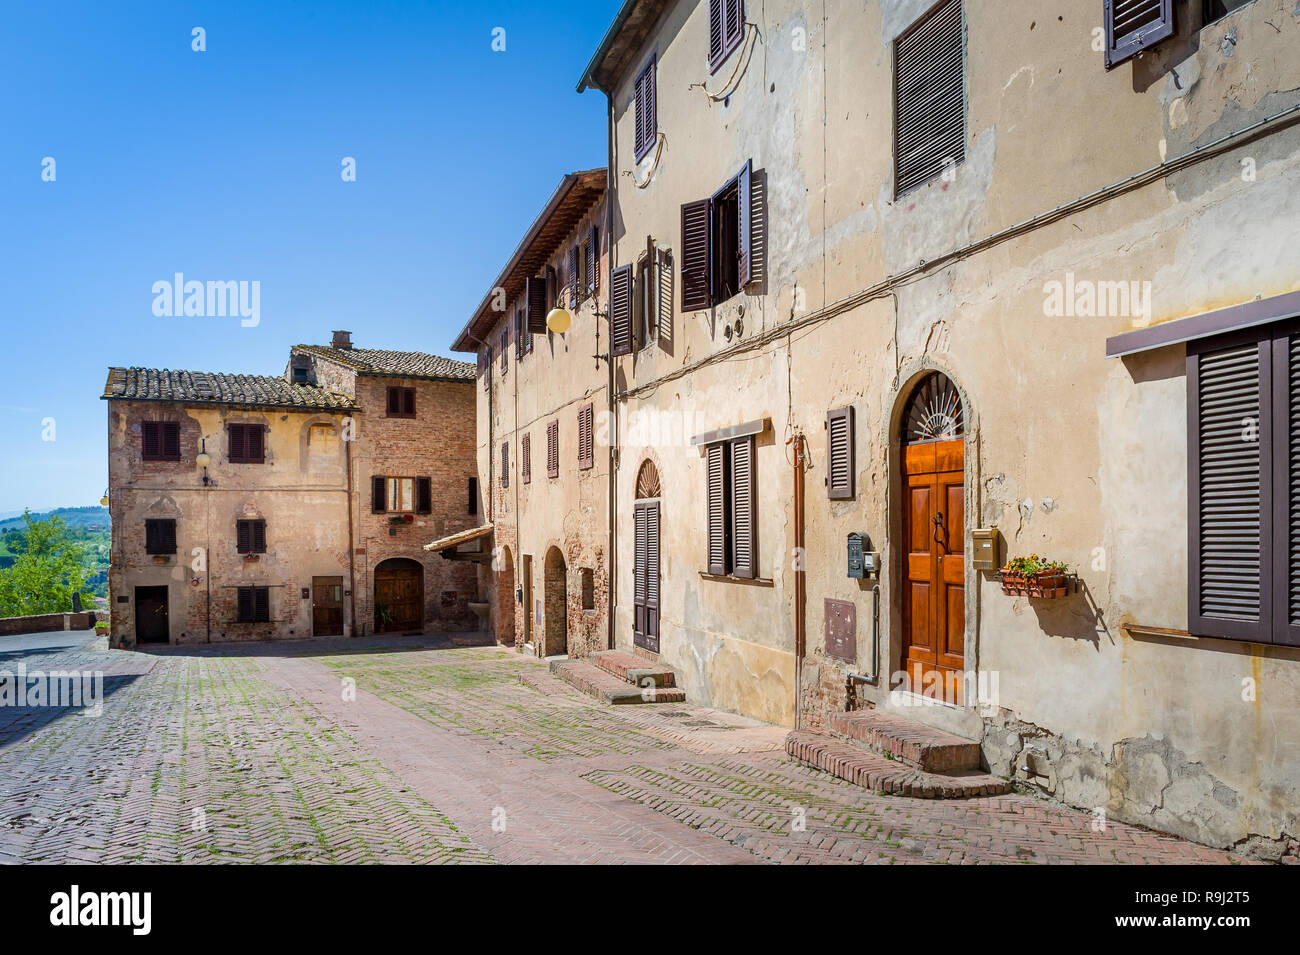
[0,511,94,617]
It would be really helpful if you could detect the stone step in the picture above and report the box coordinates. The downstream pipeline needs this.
[550,659,686,704]
[827,710,981,773]
[590,649,677,688]
[786,731,1012,799]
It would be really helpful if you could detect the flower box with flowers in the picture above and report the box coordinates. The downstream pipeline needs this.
[998,555,1069,599]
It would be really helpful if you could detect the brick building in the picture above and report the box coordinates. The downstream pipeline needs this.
[104,331,479,645]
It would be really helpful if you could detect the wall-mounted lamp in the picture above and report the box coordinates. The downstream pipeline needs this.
[99,489,109,507]
[546,306,572,334]
[197,439,212,486]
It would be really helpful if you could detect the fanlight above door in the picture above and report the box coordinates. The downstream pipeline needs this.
[901,372,964,444]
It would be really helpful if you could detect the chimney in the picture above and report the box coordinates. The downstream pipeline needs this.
[331,330,352,350]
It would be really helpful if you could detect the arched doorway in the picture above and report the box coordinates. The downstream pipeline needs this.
[633,460,661,653]
[496,546,515,646]
[543,546,567,656]
[897,371,967,704]
[374,557,424,634]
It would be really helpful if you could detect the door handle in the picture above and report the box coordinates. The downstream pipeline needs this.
[933,511,945,546]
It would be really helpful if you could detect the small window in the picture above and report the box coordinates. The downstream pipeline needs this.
[711,179,740,304]
[145,518,176,555]
[228,423,265,464]
[501,442,509,488]
[522,433,532,485]
[580,568,595,611]
[236,519,266,554]
[386,386,416,418]
[547,421,559,480]
[633,56,657,161]
[482,346,492,390]
[387,477,415,513]
[468,477,478,516]
[141,421,180,461]
[708,0,745,73]
[1202,0,1253,25]
[292,366,309,383]
[1103,0,1175,70]
[500,328,509,373]
[679,161,760,312]
[236,586,270,623]
[705,435,757,578]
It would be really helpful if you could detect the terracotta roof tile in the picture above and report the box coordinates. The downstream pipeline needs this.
[102,367,358,411]
[294,345,475,380]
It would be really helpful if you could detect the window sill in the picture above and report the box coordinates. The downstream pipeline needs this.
[698,572,773,586]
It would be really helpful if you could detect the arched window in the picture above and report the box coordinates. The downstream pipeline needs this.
[901,372,964,445]
[635,459,661,499]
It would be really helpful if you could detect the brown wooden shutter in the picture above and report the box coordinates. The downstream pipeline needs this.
[522,433,531,484]
[579,403,594,470]
[569,245,581,306]
[253,520,266,553]
[726,0,744,48]
[372,474,386,512]
[634,502,648,643]
[646,500,660,647]
[386,387,400,415]
[707,0,725,69]
[145,519,157,554]
[731,437,756,578]
[547,421,559,479]
[706,442,728,575]
[737,160,753,289]
[501,442,509,488]
[894,0,965,196]
[587,226,599,296]
[416,477,432,514]
[483,346,492,390]
[610,264,634,356]
[247,425,264,463]
[1188,336,1269,642]
[634,58,656,160]
[237,520,251,554]
[162,520,176,554]
[827,406,855,500]
[163,422,180,460]
[142,421,161,459]
[527,276,548,334]
[254,587,269,622]
[680,199,711,311]
[237,587,253,622]
[1104,0,1175,70]
[1277,328,1300,647]
[403,387,415,416]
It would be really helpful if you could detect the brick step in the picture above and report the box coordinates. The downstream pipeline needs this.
[589,649,677,688]
[550,659,686,704]
[827,710,981,773]
[786,731,1011,799]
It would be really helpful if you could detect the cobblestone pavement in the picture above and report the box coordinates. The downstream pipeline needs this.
[0,632,1246,865]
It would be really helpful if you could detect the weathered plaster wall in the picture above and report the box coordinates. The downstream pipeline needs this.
[600,0,1300,854]
[474,200,612,656]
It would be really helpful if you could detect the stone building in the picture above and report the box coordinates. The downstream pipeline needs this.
[103,332,479,645]
[564,0,1300,857]
[451,170,611,657]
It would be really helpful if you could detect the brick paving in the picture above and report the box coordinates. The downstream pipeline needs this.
[0,632,1248,865]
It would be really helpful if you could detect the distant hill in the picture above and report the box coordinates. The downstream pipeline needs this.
[0,506,110,531]
[0,507,111,595]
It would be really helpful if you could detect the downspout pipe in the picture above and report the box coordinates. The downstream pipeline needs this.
[599,79,617,652]
[791,431,805,729]
[346,423,358,638]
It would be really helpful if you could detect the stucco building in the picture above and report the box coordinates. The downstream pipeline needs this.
[104,332,479,645]
[452,170,612,658]
[552,0,1300,857]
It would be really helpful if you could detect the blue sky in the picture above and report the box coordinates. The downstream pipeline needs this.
[0,0,615,514]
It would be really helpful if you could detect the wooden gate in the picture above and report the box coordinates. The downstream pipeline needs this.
[312,576,344,636]
[134,586,169,644]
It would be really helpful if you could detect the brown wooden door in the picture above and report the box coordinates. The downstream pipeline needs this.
[312,576,343,636]
[901,439,965,703]
[135,586,169,644]
[374,561,423,634]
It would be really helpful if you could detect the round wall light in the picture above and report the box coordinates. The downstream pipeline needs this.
[546,307,572,334]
